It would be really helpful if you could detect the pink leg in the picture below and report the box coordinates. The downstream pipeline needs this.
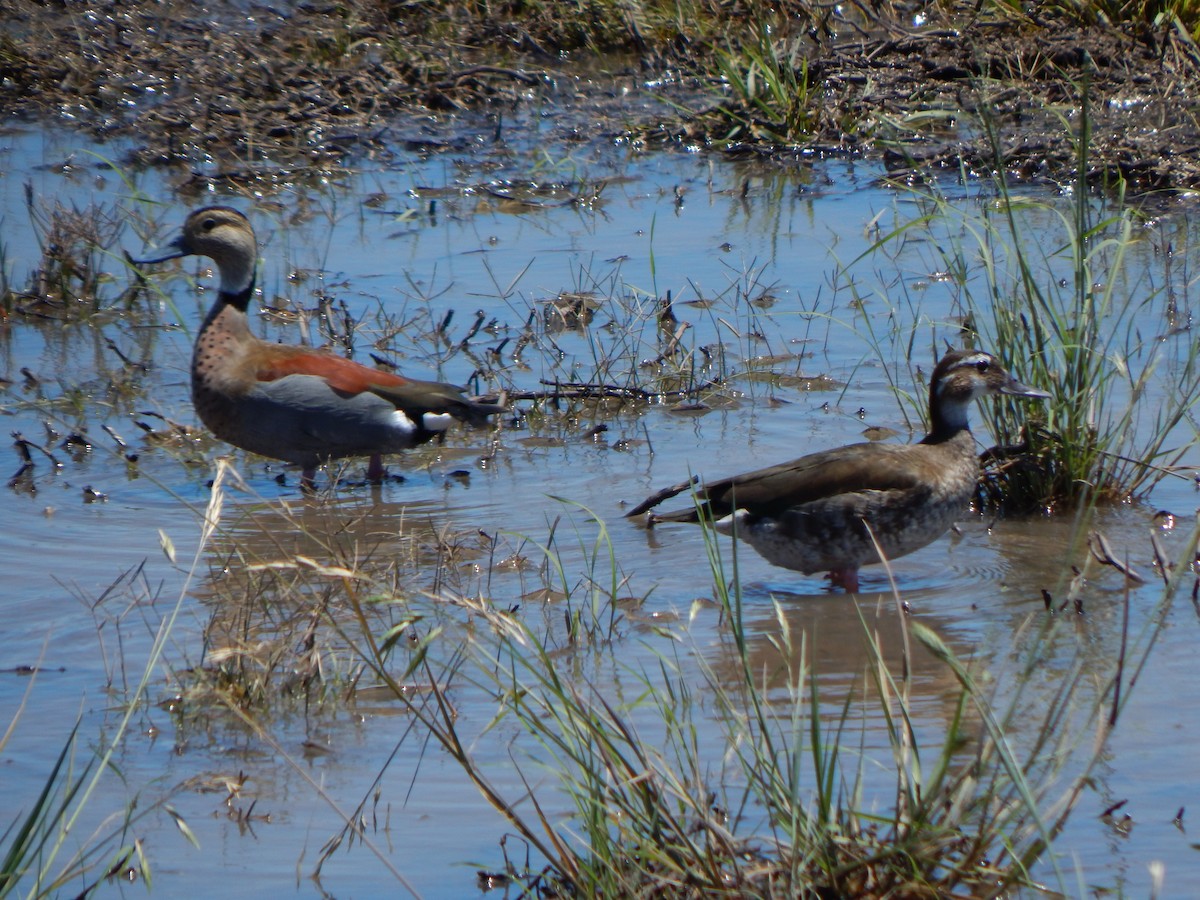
[828,567,860,592]
[366,453,385,483]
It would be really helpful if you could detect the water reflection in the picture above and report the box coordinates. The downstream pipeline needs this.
[704,589,976,742]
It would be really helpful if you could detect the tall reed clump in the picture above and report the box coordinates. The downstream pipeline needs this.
[335,503,1200,897]
[878,112,1200,512]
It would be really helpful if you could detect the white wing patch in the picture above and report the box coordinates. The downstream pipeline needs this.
[712,510,749,537]
[387,409,453,436]
[389,409,417,433]
[421,412,454,432]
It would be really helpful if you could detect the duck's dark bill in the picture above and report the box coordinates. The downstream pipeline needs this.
[132,235,187,265]
[1001,378,1051,399]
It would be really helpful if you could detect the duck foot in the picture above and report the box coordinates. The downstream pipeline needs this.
[827,567,860,593]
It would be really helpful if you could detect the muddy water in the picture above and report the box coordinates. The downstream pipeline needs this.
[1,120,1198,896]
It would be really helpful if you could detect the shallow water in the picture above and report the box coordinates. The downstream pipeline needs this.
[2,118,1199,896]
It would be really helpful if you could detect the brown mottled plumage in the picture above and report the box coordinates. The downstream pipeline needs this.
[134,207,503,489]
[627,350,1048,591]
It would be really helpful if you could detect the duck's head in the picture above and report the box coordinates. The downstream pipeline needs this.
[133,206,258,295]
[929,348,1049,435]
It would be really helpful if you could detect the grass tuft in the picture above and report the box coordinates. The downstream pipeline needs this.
[711,15,819,145]
[886,104,1200,510]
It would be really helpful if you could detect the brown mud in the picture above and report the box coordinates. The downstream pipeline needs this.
[2,1,1199,193]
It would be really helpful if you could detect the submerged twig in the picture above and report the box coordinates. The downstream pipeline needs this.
[505,378,724,405]
[1087,530,1144,583]
[11,430,62,468]
[624,476,699,519]
[1150,530,1174,585]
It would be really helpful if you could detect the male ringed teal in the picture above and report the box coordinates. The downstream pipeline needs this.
[133,206,503,489]
[626,349,1049,591]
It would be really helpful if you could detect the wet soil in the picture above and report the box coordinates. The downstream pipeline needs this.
[3,1,1200,193]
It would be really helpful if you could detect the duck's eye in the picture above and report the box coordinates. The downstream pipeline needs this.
[201,217,217,232]
[974,359,990,373]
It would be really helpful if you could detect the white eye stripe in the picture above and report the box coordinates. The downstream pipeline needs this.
[935,352,996,397]
[956,352,992,369]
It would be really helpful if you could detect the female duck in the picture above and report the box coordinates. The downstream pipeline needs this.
[627,349,1048,591]
[134,207,503,489]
